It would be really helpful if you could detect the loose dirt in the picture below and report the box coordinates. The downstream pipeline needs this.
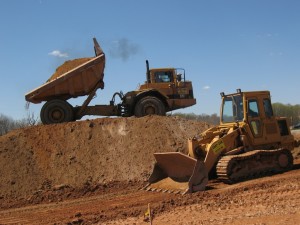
[0,116,299,225]
[47,57,93,81]
[0,116,209,207]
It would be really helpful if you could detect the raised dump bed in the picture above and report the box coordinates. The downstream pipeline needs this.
[25,38,105,104]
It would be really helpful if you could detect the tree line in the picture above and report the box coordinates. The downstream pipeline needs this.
[172,112,220,125]
[0,102,299,136]
[173,102,300,127]
[272,103,300,126]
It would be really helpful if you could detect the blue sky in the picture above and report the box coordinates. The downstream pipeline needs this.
[0,0,299,120]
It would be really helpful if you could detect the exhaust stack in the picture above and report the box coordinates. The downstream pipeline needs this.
[146,60,150,83]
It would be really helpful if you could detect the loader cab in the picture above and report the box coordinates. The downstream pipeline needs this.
[220,89,293,147]
[220,89,273,125]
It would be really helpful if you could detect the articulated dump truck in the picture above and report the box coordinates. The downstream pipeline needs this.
[25,38,196,124]
[146,89,299,194]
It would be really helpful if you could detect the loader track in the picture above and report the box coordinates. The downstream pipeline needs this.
[216,148,293,184]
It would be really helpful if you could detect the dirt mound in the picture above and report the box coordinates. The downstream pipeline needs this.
[1,116,299,208]
[0,116,209,201]
[47,57,93,81]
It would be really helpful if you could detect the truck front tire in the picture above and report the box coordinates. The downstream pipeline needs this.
[40,99,74,124]
[134,96,166,117]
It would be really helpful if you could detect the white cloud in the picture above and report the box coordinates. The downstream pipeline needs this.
[48,50,68,58]
[269,52,283,57]
[256,33,279,38]
[203,85,210,90]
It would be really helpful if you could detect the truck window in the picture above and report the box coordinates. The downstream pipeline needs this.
[222,99,234,122]
[263,98,273,117]
[248,100,259,117]
[247,99,262,137]
[250,120,262,136]
[277,119,289,136]
[155,71,173,83]
[221,95,243,123]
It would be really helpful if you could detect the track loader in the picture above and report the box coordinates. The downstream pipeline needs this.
[146,89,298,194]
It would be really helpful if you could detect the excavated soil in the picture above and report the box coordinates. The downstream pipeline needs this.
[0,116,299,225]
[47,57,93,81]
[0,116,209,206]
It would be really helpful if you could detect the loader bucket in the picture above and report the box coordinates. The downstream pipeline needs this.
[147,152,208,194]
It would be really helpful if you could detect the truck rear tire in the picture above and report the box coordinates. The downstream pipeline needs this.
[40,99,74,124]
[134,96,166,117]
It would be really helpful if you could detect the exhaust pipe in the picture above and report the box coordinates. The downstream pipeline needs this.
[146,60,150,83]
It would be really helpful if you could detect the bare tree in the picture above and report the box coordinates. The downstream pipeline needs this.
[0,114,14,135]
[0,111,40,136]
[24,111,39,126]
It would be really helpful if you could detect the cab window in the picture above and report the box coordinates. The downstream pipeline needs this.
[248,100,259,117]
[155,71,173,83]
[221,95,243,123]
[250,120,262,136]
[222,99,234,122]
[263,98,273,117]
[247,99,261,137]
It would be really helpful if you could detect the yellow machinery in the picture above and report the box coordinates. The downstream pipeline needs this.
[131,62,196,117]
[147,89,298,193]
[26,38,196,124]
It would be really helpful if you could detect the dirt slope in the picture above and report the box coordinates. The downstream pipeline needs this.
[0,116,300,225]
[0,116,209,203]
[0,162,299,225]
[107,165,300,225]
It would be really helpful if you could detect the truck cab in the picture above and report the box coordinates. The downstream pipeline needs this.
[129,61,196,116]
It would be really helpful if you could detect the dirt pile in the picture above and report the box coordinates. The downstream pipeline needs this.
[47,57,93,81]
[0,116,299,208]
[0,116,209,201]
